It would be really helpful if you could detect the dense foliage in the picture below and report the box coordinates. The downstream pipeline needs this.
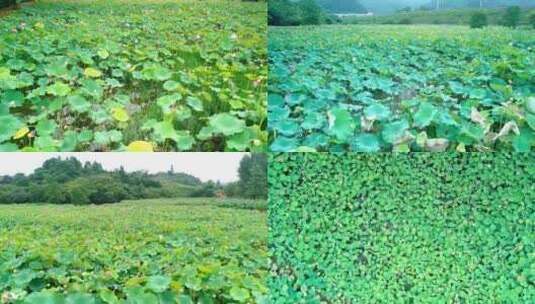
[0,0,267,152]
[0,198,268,303]
[221,153,267,199]
[269,25,535,152]
[0,0,15,9]
[0,157,201,204]
[503,6,522,28]
[268,0,338,26]
[268,153,535,303]
[237,154,268,199]
[470,11,488,28]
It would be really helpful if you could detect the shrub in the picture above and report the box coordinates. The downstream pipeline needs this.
[398,17,412,25]
[470,12,488,28]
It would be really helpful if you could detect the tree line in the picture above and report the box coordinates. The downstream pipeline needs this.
[0,154,267,204]
[189,154,267,200]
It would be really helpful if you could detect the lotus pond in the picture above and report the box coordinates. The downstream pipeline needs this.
[268,25,535,152]
[0,198,268,303]
[269,153,535,303]
[0,0,267,152]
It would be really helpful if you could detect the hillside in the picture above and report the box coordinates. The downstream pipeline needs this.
[0,157,202,204]
[345,7,535,25]
[360,0,535,15]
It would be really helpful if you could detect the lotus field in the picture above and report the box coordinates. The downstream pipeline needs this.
[268,25,535,152]
[0,0,267,152]
[0,198,268,303]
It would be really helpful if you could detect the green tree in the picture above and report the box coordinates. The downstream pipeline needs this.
[268,0,303,26]
[223,181,241,197]
[300,0,323,25]
[470,12,488,28]
[530,13,535,29]
[502,6,521,28]
[65,182,90,205]
[0,0,16,9]
[238,154,267,199]
[191,181,218,197]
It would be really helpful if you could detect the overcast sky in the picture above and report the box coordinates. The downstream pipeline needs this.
[0,153,247,183]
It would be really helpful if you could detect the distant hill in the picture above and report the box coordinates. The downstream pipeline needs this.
[360,0,535,15]
[317,0,367,14]
[345,6,535,25]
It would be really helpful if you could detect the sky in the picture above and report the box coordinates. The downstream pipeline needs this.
[0,153,247,183]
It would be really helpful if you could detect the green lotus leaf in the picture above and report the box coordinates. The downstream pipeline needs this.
[197,125,215,140]
[526,114,535,131]
[45,62,69,78]
[302,133,329,148]
[60,131,78,151]
[292,146,317,152]
[1,90,24,107]
[177,295,194,304]
[413,103,438,129]
[146,275,171,293]
[157,94,181,114]
[176,132,195,151]
[208,113,246,136]
[97,49,109,59]
[111,107,130,122]
[46,82,71,97]
[163,80,180,91]
[271,119,300,137]
[0,67,10,79]
[0,143,18,152]
[24,291,62,304]
[526,97,535,114]
[270,136,299,152]
[286,94,306,106]
[153,120,177,142]
[66,293,96,304]
[127,292,158,304]
[94,130,122,145]
[364,103,391,121]
[227,131,250,151]
[512,127,534,152]
[99,290,118,304]
[301,112,326,130]
[229,287,250,303]
[352,133,381,152]
[0,115,23,142]
[84,67,103,78]
[34,136,58,151]
[80,79,103,98]
[268,94,285,107]
[457,122,485,144]
[153,66,173,81]
[186,96,203,112]
[68,95,91,113]
[78,130,94,142]
[268,106,290,122]
[36,119,57,136]
[327,108,355,141]
[382,119,409,144]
